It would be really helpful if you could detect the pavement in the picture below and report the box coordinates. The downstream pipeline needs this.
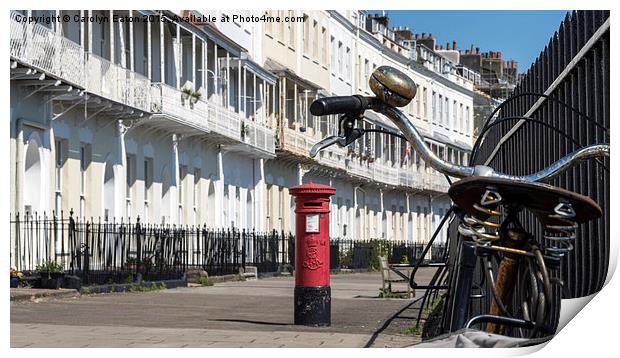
[10,288,80,302]
[10,269,437,348]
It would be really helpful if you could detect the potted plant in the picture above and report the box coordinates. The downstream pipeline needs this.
[10,268,23,288]
[35,260,65,289]
[240,122,250,141]
[189,90,201,107]
[181,87,193,106]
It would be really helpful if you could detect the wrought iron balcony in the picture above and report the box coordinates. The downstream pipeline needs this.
[281,127,315,157]
[10,11,85,87]
[150,83,210,133]
[242,120,275,154]
[206,102,241,142]
[87,53,151,113]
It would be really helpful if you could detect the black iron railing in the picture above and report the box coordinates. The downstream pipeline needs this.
[10,211,446,285]
[472,10,610,298]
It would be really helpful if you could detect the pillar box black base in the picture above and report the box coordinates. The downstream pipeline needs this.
[294,286,331,326]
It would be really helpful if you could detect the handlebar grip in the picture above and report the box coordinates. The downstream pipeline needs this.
[310,95,369,116]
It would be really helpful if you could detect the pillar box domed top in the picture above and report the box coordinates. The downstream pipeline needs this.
[289,182,336,197]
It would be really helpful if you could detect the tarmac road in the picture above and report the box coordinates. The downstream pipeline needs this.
[11,270,437,348]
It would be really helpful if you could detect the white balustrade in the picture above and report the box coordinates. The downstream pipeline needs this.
[10,12,85,87]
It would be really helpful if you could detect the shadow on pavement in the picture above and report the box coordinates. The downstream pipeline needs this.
[209,318,290,326]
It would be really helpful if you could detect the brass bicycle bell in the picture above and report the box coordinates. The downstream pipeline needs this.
[369,66,417,108]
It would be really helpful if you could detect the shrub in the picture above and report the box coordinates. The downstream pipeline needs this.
[35,260,64,278]
[199,277,214,287]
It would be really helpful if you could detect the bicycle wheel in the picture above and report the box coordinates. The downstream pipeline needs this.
[513,247,561,338]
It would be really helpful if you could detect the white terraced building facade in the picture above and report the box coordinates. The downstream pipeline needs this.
[9,10,477,248]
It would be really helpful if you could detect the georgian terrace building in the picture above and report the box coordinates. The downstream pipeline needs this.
[9,9,476,246]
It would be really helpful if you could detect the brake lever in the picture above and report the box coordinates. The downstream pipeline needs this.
[309,111,367,158]
[309,136,346,158]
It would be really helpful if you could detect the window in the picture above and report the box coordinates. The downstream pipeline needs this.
[321,27,328,65]
[364,59,369,89]
[287,11,295,48]
[179,165,187,223]
[223,184,229,227]
[278,11,286,41]
[337,42,343,75]
[303,14,310,54]
[265,11,273,35]
[126,154,135,218]
[432,92,437,122]
[444,97,449,125]
[143,158,153,221]
[453,100,457,129]
[345,47,351,81]
[193,169,201,213]
[330,36,336,71]
[312,20,318,59]
[465,106,470,134]
[459,103,464,132]
[438,94,443,124]
[423,87,428,119]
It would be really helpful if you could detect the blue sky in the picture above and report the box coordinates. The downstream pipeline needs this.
[374,10,569,73]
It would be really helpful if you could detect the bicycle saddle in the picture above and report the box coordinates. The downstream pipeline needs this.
[448,176,602,226]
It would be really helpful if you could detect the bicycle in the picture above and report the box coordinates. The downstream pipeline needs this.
[308,65,609,341]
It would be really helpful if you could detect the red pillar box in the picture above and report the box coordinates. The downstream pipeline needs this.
[289,182,336,326]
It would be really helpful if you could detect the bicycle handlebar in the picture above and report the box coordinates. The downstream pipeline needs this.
[309,95,373,116]
[309,66,609,183]
[309,96,609,183]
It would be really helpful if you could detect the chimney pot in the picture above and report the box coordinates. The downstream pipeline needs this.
[429,33,433,38]
[453,41,457,50]
[422,32,426,39]
[415,34,419,39]
[476,47,480,55]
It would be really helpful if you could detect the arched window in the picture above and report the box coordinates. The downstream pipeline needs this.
[23,137,42,216]
[161,166,171,224]
[246,190,253,230]
[103,160,115,222]
[206,180,216,228]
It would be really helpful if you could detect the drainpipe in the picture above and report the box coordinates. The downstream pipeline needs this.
[172,133,180,225]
